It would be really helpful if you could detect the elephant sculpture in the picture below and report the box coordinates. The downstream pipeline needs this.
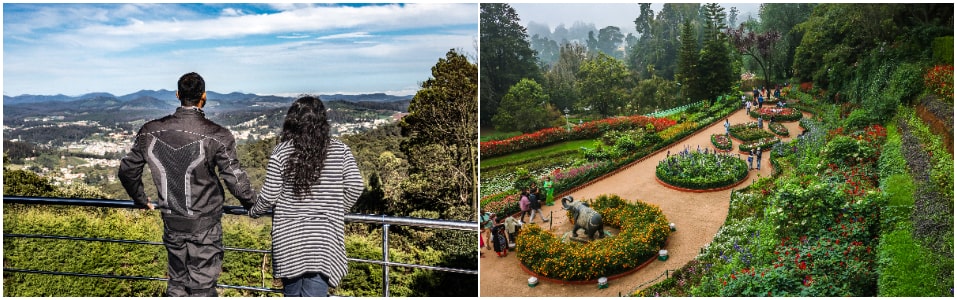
[562,196,604,240]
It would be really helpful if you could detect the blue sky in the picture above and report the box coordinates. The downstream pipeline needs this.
[3,3,478,97]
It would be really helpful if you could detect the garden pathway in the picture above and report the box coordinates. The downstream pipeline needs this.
[479,105,808,297]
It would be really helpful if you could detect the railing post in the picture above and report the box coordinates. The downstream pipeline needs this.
[382,221,390,297]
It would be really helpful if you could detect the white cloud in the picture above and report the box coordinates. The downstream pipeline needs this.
[3,3,477,96]
[316,32,373,40]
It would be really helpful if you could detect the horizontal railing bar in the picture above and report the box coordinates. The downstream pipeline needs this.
[2,268,283,293]
[348,258,477,275]
[3,196,478,231]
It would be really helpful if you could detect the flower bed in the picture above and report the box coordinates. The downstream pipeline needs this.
[749,107,803,122]
[711,134,732,151]
[739,137,781,152]
[656,151,748,190]
[730,127,776,142]
[769,122,789,137]
[480,115,676,158]
[516,194,670,281]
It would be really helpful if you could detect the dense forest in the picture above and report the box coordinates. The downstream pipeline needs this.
[3,49,478,297]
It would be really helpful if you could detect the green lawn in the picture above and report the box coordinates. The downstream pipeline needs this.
[480,139,595,171]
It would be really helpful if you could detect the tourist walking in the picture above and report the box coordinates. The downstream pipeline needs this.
[248,96,364,297]
[519,190,531,223]
[724,118,731,136]
[746,99,752,114]
[756,147,763,170]
[528,189,549,223]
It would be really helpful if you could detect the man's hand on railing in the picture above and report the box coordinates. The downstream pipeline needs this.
[146,197,155,210]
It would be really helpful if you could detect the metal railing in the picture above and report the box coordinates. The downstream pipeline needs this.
[3,196,478,297]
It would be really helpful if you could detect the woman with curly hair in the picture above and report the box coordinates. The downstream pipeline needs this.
[249,96,364,297]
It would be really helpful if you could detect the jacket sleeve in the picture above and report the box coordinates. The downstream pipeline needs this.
[214,131,256,210]
[340,142,364,210]
[117,132,150,208]
[249,144,285,218]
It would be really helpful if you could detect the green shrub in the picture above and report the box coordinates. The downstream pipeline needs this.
[932,36,954,64]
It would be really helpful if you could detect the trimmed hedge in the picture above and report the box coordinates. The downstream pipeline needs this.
[516,194,670,281]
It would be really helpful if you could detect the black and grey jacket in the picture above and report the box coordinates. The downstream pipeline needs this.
[119,107,256,232]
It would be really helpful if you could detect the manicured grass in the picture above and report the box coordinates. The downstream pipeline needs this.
[480,128,522,142]
[480,139,595,171]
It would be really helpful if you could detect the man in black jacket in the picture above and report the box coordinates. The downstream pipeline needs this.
[118,72,256,296]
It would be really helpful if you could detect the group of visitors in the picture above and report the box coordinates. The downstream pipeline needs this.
[479,176,557,258]
[747,147,763,171]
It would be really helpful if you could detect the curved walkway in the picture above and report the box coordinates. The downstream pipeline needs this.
[479,106,807,297]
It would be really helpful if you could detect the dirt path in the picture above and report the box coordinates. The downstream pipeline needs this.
[479,105,807,297]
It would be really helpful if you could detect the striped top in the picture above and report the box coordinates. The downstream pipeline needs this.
[248,139,364,287]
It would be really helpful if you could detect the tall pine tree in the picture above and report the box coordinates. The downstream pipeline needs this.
[480,3,541,126]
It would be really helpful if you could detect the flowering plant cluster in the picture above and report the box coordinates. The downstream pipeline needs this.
[656,149,748,190]
[516,194,670,281]
[924,64,954,103]
[749,107,803,122]
[738,137,781,152]
[480,115,676,158]
[730,126,776,142]
[658,121,698,142]
[480,191,520,218]
[769,122,789,137]
[711,134,732,151]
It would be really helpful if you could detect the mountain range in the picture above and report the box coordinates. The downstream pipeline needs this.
[3,90,413,106]
[3,90,412,127]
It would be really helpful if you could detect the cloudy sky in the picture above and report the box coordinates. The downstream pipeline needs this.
[511,3,762,37]
[3,3,477,97]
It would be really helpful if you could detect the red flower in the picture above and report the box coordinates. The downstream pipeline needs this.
[798,261,807,270]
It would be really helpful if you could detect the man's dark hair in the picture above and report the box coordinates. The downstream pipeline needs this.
[178,72,205,106]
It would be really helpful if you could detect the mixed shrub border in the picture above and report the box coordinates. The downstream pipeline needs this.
[480,115,677,158]
[516,194,670,281]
